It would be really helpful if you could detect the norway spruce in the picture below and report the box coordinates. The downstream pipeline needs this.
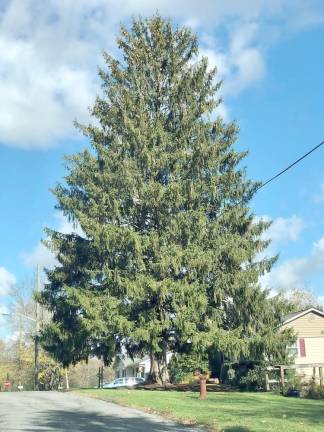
[39,16,293,384]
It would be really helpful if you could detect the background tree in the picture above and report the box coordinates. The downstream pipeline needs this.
[39,15,294,384]
[38,351,63,391]
[0,339,18,390]
[0,338,63,391]
[68,358,114,389]
[6,277,38,341]
[0,273,58,390]
[281,288,323,312]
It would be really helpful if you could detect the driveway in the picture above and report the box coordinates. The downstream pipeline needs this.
[0,391,202,431]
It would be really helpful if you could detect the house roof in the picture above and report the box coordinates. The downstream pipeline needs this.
[282,307,324,325]
[115,355,150,368]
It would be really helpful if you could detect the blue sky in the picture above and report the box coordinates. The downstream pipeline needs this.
[1,0,324,326]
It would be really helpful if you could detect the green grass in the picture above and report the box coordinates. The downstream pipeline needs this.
[75,388,324,431]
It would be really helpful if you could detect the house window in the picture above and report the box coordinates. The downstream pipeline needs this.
[287,341,298,358]
[122,369,126,377]
[287,339,307,358]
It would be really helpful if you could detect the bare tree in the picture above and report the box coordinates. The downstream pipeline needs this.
[282,288,323,312]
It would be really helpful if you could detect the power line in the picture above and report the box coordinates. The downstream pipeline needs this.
[256,139,324,192]
[228,138,324,211]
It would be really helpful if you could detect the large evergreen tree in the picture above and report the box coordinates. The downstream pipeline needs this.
[39,15,294,384]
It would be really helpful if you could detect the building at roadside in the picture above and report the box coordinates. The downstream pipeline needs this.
[113,353,173,380]
[113,355,151,380]
[281,306,324,380]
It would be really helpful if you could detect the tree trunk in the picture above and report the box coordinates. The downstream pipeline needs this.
[147,349,170,385]
[148,353,161,384]
[159,345,170,384]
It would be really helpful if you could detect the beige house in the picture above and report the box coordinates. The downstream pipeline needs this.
[281,307,324,379]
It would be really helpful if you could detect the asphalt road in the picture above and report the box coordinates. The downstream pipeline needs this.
[0,391,202,431]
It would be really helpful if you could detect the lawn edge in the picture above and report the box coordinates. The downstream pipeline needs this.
[71,389,212,431]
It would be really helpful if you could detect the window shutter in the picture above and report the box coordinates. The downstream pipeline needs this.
[299,338,306,357]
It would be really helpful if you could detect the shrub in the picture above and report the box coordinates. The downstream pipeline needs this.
[285,371,303,393]
[222,361,267,390]
[239,365,266,390]
[38,352,64,391]
[168,352,209,384]
[304,382,324,399]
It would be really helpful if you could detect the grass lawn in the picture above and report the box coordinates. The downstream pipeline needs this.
[75,388,324,431]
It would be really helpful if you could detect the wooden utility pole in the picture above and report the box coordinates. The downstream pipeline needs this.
[34,265,41,391]
[98,366,102,389]
[18,314,22,388]
[101,365,104,388]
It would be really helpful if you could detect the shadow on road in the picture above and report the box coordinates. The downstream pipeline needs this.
[24,409,198,432]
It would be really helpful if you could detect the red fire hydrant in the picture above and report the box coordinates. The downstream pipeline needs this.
[194,369,207,400]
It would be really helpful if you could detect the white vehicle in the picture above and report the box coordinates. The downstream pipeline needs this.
[102,377,145,389]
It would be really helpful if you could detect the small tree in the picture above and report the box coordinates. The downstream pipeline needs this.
[68,359,114,389]
[38,352,63,391]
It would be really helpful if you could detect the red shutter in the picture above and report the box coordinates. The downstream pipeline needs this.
[299,338,306,357]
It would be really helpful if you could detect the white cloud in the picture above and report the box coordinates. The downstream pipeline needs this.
[0,1,102,149]
[313,182,324,203]
[53,213,84,237]
[22,242,57,270]
[22,213,84,269]
[261,236,324,292]
[257,214,303,292]
[221,24,266,96]
[1,0,323,148]
[212,103,230,122]
[200,23,266,118]
[3,330,20,343]
[262,215,303,244]
[0,267,16,296]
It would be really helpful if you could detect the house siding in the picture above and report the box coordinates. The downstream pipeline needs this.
[294,337,324,364]
[281,311,324,379]
[282,311,324,338]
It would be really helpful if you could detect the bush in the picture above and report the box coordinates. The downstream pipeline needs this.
[168,352,209,384]
[285,370,303,393]
[239,365,266,390]
[38,352,64,391]
[221,361,267,390]
[304,382,324,399]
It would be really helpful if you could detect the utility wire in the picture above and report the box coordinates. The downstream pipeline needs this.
[228,139,324,211]
[256,139,324,192]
